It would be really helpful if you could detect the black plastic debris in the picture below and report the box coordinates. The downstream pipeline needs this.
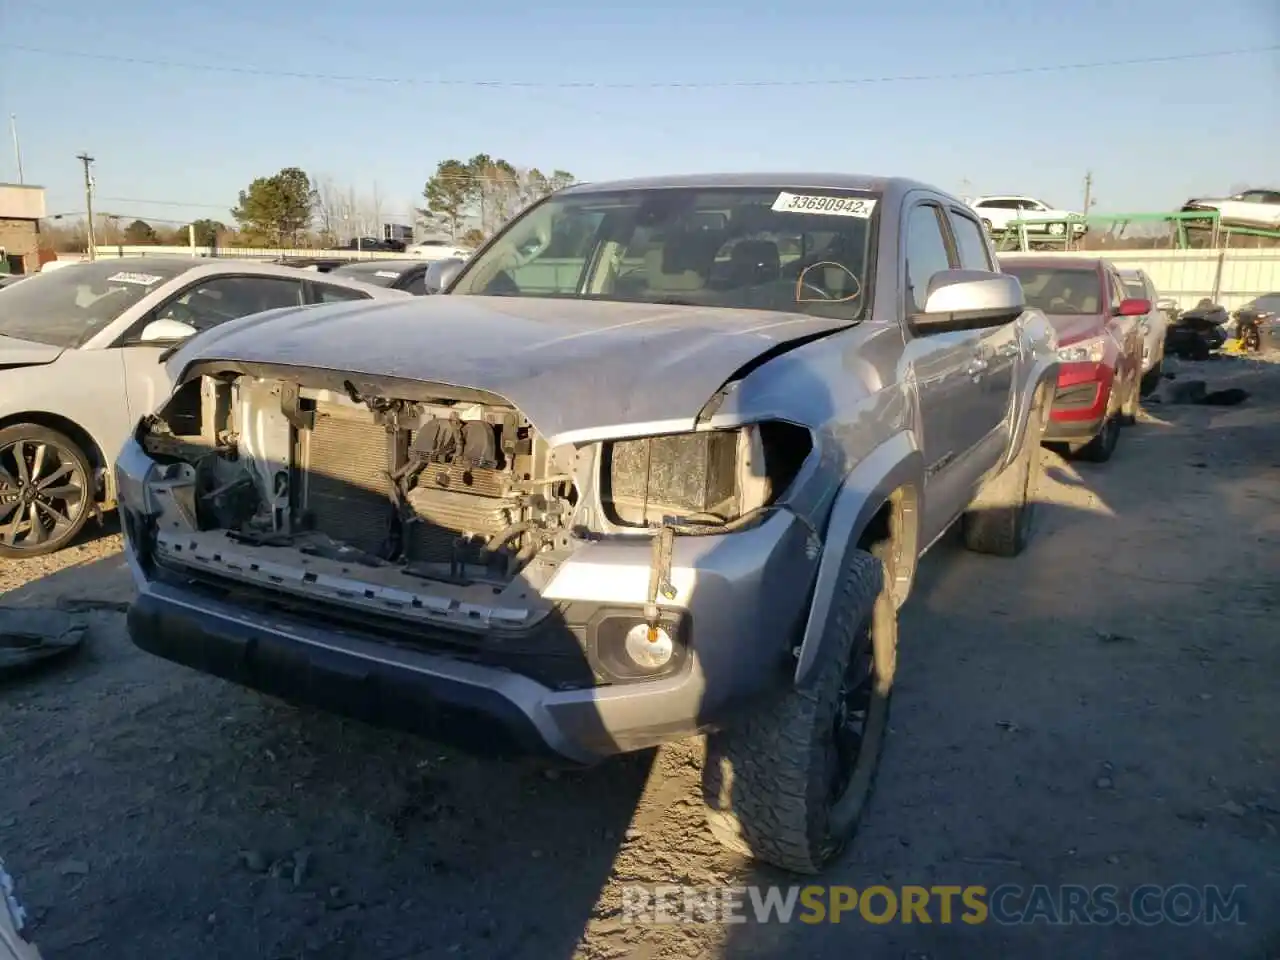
[1146,379,1249,407]
[0,607,89,674]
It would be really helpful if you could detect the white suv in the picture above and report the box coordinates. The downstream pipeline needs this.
[969,195,1085,237]
[1180,188,1280,231]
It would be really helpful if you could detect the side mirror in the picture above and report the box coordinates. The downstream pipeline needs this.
[912,270,1025,335]
[138,317,197,343]
[423,257,465,295]
[1116,298,1151,317]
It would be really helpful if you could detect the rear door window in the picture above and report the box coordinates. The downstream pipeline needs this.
[947,211,994,271]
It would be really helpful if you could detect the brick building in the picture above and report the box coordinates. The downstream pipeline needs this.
[0,183,47,274]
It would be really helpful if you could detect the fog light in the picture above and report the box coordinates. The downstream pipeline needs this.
[624,623,675,670]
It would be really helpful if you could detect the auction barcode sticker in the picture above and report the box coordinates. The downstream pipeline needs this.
[107,271,166,286]
[375,270,402,279]
[772,192,876,218]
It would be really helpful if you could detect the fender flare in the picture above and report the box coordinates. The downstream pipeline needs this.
[999,353,1059,472]
[793,432,923,690]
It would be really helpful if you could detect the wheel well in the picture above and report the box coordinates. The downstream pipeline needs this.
[0,412,108,501]
[856,486,919,608]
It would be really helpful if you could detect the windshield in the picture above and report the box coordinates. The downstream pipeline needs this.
[330,262,405,287]
[0,260,188,347]
[1004,265,1102,315]
[450,186,878,321]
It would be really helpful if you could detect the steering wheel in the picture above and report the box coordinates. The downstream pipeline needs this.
[796,278,835,302]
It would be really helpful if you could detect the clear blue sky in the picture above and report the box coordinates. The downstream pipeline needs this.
[1,0,1276,229]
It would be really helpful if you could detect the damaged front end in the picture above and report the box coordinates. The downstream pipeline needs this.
[118,362,821,753]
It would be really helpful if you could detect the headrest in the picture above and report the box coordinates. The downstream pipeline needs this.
[730,240,780,273]
[661,230,715,274]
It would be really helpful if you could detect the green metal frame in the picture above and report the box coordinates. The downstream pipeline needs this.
[992,209,1280,253]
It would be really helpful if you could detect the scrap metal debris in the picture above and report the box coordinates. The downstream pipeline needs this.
[0,607,89,675]
[1146,379,1250,406]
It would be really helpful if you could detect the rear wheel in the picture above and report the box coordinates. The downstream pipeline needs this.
[963,392,1044,557]
[0,425,93,559]
[702,547,894,874]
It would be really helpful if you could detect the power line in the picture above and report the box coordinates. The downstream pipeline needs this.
[3,43,1275,88]
[93,196,231,210]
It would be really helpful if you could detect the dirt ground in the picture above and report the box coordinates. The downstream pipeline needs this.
[2,354,1277,960]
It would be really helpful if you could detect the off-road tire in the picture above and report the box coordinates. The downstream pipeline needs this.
[0,424,94,559]
[1075,413,1121,463]
[962,395,1045,557]
[702,548,895,875]
[1140,360,1163,397]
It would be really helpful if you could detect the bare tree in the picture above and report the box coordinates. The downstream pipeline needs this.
[310,176,388,247]
[312,175,346,246]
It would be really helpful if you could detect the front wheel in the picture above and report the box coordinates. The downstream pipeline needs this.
[702,548,894,874]
[1140,359,1164,397]
[1118,373,1141,426]
[0,424,93,559]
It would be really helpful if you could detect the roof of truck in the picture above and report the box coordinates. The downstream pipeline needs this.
[560,173,939,200]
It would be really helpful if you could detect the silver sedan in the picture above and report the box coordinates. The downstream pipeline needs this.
[0,257,410,558]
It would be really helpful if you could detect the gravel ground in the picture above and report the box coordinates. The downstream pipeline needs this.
[1,354,1277,960]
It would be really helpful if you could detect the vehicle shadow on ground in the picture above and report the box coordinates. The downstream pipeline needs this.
[3,370,1277,960]
[709,404,1279,959]
[0,529,650,960]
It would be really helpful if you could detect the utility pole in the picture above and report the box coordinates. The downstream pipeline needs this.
[77,153,97,260]
[9,115,22,184]
[1082,170,1093,218]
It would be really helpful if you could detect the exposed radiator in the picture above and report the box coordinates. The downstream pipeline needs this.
[404,485,519,564]
[301,411,393,556]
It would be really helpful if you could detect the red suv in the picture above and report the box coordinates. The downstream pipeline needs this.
[1000,256,1147,462]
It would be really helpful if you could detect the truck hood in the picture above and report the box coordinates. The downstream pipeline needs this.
[0,335,66,370]
[173,295,849,445]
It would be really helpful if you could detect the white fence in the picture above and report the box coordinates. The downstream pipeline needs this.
[999,249,1280,312]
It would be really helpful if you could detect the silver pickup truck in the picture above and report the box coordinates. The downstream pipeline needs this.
[1,856,40,960]
[116,173,1058,874]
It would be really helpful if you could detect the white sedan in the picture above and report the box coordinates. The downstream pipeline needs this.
[0,257,410,558]
[1118,267,1169,393]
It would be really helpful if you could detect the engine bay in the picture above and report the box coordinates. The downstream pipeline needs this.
[133,369,812,628]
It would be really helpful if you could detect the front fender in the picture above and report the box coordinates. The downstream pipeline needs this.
[999,317,1060,472]
[793,431,923,690]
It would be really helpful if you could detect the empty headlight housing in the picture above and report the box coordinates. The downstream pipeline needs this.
[600,422,813,528]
